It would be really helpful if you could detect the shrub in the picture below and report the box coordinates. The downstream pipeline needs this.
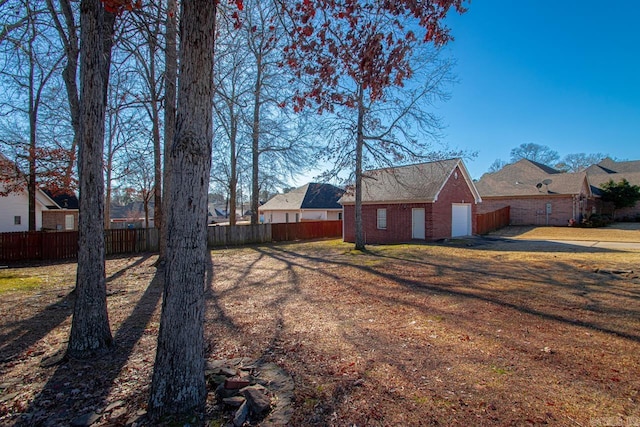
[580,214,612,228]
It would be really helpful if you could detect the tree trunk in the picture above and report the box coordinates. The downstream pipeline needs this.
[148,0,215,418]
[229,114,237,226]
[28,10,37,231]
[250,52,262,225]
[354,84,365,250]
[159,0,177,263]
[68,0,114,358]
[46,0,80,190]
[148,21,163,246]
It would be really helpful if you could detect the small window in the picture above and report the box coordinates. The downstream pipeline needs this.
[14,216,21,225]
[377,209,387,229]
[338,212,342,220]
[65,214,74,230]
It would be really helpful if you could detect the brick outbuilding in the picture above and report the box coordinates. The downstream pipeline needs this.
[339,158,482,244]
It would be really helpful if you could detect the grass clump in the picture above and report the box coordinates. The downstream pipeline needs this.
[0,272,42,293]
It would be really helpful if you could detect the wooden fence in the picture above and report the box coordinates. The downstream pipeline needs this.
[476,206,510,235]
[0,221,343,262]
[272,220,342,241]
[0,228,157,262]
[207,224,271,247]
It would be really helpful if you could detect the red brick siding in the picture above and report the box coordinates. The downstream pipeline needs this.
[42,210,78,231]
[478,197,580,226]
[429,167,478,240]
[343,166,478,243]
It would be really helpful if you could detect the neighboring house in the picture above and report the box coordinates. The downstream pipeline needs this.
[207,204,249,224]
[585,158,640,220]
[0,185,78,232]
[41,190,79,231]
[475,159,592,226]
[0,153,78,232]
[109,201,155,229]
[258,183,345,224]
[339,158,482,244]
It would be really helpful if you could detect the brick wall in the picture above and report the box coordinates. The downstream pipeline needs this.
[429,167,478,240]
[343,166,479,243]
[478,196,579,226]
[42,210,78,231]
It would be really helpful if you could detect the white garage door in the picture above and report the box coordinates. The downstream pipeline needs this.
[451,204,471,237]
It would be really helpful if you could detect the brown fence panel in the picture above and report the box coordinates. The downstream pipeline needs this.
[207,224,271,247]
[0,231,79,261]
[1,228,151,262]
[476,206,510,235]
[105,229,138,255]
[271,220,342,242]
[42,231,78,260]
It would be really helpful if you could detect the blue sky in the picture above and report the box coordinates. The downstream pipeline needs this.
[438,1,640,179]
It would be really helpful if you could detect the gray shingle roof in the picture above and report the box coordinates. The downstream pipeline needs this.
[339,158,480,204]
[476,159,589,197]
[584,158,640,195]
[259,183,344,211]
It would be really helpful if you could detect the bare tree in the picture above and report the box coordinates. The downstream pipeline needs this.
[488,158,507,173]
[46,0,80,187]
[509,142,560,166]
[118,2,165,234]
[214,1,319,225]
[557,152,607,172]
[67,0,116,358]
[159,0,177,261]
[148,0,216,417]
[103,62,147,229]
[0,0,67,230]
[281,0,467,250]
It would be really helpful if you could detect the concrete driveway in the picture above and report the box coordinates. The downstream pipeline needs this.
[480,223,640,251]
[538,239,640,250]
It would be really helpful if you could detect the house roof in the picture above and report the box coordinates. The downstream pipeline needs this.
[109,201,155,219]
[588,158,640,175]
[259,183,345,211]
[43,189,79,209]
[583,158,640,195]
[476,159,590,198]
[588,172,640,196]
[339,158,481,204]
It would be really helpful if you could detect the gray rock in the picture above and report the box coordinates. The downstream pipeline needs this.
[70,411,100,427]
[222,396,246,407]
[215,383,239,400]
[233,401,249,427]
[242,386,271,415]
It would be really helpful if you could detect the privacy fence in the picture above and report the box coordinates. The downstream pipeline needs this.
[476,206,510,235]
[0,220,343,262]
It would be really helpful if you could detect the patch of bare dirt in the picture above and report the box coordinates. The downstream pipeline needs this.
[1,239,639,426]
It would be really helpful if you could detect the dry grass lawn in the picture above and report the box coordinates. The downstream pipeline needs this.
[1,227,639,426]
[491,222,640,242]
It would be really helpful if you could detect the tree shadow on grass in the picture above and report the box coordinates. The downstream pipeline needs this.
[13,257,163,426]
[0,291,74,366]
[258,244,640,343]
[0,254,152,369]
[237,243,640,425]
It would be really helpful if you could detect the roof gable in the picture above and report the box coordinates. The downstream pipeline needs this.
[300,183,345,209]
[259,183,345,211]
[591,158,640,174]
[340,158,481,204]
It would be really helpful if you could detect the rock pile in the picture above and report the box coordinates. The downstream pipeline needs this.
[206,358,294,426]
